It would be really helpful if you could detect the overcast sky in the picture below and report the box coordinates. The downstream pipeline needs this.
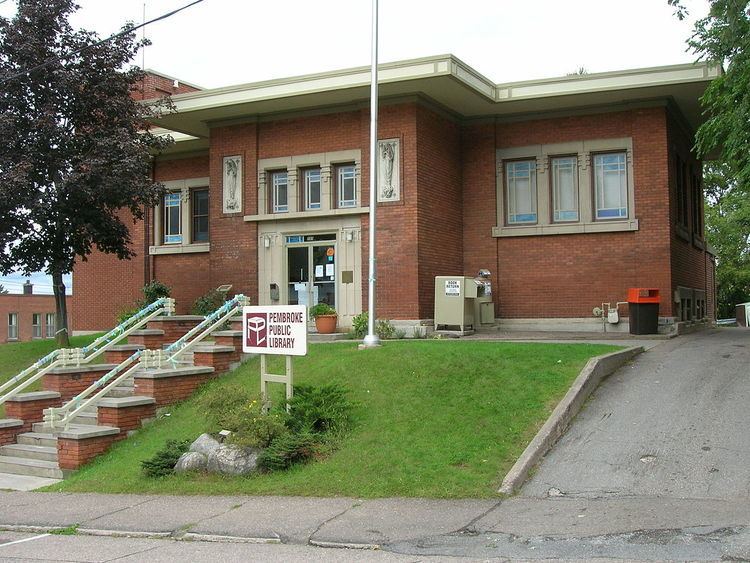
[0,0,710,293]
[2,0,711,90]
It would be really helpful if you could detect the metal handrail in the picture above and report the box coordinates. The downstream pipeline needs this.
[0,298,175,408]
[45,295,248,429]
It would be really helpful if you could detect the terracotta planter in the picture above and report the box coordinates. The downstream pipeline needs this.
[314,314,338,334]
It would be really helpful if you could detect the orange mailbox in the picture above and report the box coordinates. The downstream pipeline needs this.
[627,288,660,334]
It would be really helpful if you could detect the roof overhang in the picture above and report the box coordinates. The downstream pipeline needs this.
[150,54,719,154]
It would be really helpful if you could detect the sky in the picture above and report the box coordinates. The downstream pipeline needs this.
[0,0,710,293]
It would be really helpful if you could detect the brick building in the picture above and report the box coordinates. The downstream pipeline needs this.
[73,57,719,334]
[0,281,69,342]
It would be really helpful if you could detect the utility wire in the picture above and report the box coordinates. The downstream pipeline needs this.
[0,0,205,87]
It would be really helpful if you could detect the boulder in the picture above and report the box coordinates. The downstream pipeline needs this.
[206,444,260,476]
[189,433,221,456]
[174,451,207,473]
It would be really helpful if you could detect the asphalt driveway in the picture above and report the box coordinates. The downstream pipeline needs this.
[523,327,750,500]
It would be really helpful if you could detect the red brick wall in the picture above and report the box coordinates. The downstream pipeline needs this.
[134,372,211,407]
[0,294,69,342]
[461,107,675,318]
[97,403,156,438]
[131,71,201,101]
[58,435,116,470]
[0,422,23,446]
[5,396,62,432]
[667,113,709,311]
[415,106,463,318]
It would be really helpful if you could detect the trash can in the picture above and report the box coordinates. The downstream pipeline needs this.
[627,288,660,335]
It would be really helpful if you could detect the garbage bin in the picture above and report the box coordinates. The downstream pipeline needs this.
[627,288,660,335]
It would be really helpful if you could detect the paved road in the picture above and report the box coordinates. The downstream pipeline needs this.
[523,327,750,499]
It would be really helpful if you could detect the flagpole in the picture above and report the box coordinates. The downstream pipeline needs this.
[362,0,381,348]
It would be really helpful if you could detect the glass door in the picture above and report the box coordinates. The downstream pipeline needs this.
[286,239,336,311]
[287,246,309,306]
[312,244,335,309]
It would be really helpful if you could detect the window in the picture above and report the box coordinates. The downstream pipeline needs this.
[45,313,55,338]
[337,165,357,208]
[32,313,41,339]
[691,172,703,236]
[7,313,17,340]
[271,171,289,213]
[303,168,322,210]
[594,152,628,220]
[163,192,182,244]
[675,156,689,228]
[506,160,537,224]
[551,156,578,222]
[192,189,209,242]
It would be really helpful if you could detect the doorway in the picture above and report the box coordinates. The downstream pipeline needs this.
[286,234,336,310]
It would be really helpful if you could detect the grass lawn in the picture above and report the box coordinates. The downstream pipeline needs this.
[0,334,103,417]
[48,340,619,498]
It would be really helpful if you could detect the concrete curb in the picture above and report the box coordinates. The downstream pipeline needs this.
[309,539,381,550]
[498,346,644,495]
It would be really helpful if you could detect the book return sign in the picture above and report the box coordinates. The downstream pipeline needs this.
[243,305,308,409]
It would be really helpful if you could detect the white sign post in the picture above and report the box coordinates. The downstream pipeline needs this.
[243,305,308,411]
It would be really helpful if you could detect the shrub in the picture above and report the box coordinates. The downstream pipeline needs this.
[191,289,226,316]
[116,305,140,326]
[309,303,336,319]
[351,312,368,338]
[376,319,397,339]
[142,280,171,305]
[350,313,398,340]
[258,431,318,471]
[286,384,354,435]
[141,439,189,478]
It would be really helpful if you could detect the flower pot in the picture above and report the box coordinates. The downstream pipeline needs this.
[314,314,338,334]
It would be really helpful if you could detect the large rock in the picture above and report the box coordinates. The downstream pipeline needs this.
[174,451,207,473]
[206,444,260,476]
[189,433,221,456]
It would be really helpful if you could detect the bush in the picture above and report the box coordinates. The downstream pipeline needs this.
[142,280,171,305]
[376,319,397,339]
[198,383,288,449]
[191,289,226,316]
[258,431,318,471]
[351,312,368,338]
[116,305,140,326]
[350,313,399,339]
[141,439,189,478]
[286,384,354,435]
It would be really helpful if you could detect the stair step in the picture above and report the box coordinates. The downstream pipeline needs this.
[17,432,57,448]
[105,387,135,398]
[0,455,62,479]
[71,412,98,426]
[0,444,58,462]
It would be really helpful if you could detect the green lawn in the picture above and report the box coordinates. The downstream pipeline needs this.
[0,334,103,416]
[48,340,619,498]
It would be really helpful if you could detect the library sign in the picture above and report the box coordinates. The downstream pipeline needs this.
[242,305,308,356]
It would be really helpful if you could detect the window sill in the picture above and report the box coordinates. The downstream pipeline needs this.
[692,234,705,250]
[149,243,210,255]
[675,225,690,242]
[244,207,370,222]
[492,219,639,238]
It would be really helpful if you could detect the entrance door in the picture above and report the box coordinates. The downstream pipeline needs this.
[286,236,336,311]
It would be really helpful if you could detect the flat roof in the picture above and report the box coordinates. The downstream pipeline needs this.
[151,54,719,146]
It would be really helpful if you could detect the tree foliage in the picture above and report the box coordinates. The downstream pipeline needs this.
[0,0,173,344]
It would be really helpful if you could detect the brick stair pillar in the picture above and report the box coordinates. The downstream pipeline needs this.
[97,396,156,439]
[43,364,121,402]
[104,344,144,364]
[4,391,62,432]
[133,366,215,407]
[0,419,24,446]
[193,344,238,375]
[146,316,203,342]
[56,425,120,472]
[127,329,166,349]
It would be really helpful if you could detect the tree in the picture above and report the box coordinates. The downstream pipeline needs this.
[669,0,750,313]
[0,284,8,295]
[0,0,172,346]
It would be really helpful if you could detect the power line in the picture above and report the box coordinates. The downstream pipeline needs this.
[0,0,206,87]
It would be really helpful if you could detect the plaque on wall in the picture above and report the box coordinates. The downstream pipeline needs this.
[377,139,400,202]
[223,155,242,213]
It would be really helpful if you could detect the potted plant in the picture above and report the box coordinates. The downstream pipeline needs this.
[309,303,338,334]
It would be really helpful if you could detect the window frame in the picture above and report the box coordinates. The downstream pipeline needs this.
[549,155,579,223]
[302,167,322,211]
[336,163,357,209]
[7,312,17,341]
[31,313,42,339]
[592,151,629,221]
[270,170,289,214]
[504,158,538,225]
[45,313,55,339]
[163,191,183,245]
[191,188,210,243]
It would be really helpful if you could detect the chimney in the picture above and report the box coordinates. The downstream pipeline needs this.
[23,279,33,295]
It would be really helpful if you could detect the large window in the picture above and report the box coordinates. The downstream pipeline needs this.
[7,313,17,340]
[337,165,357,208]
[551,156,578,222]
[192,189,209,242]
[303,168,322,210]
[594,152,628,220]
[45,313,55,338]
[163,192,182,244]
[271,171,289,213]
[506,160,537,224]
[32,313,41,339]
